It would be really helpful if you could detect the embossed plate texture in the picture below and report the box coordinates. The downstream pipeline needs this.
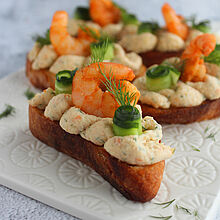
[0,69,219,220]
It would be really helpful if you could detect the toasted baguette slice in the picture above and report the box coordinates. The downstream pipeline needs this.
[26,57,147,90]
[140,50,183,67]
[29,105,165,202]
[26,57,56,90]
[140,98,220,124]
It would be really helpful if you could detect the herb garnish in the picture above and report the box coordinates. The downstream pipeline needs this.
[154,199,175,208]
[0,104,15,119]
[205,132,217,142]
[191,146,200,152]
[149,215,172,220]
[204,126,209,134]
[90,38,113,64]
[186,15,210,33]
[33,29,51,47]
[176,204,201,219]
[176,205,192,214]
[204,44,220,66]
[99,64,137,106]
[79,24,100,40]
[138,21,160,34]
[24,88,35,100]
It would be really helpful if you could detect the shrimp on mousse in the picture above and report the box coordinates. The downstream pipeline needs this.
[72,62,140,118]
[50,11,98,56]
[181,33,216,82]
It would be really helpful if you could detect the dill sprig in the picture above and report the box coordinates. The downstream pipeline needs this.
[0,104,16,119]
[79,24,100,40]
[191,146,200,152]
[185,15,210,33]
[204,126,209,133]
[98,64,137,107]
[176,205,192,215]
[24,88,35,100]
[176,205,201,219]
[149,215,172,220]
[154,199,175,209]
[32,29,51,47]
[206,132,217,141]
[90,38,112,64]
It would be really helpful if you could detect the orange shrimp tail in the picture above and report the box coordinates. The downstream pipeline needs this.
[72,62,139,118]
[162,3,189,40]
[182,33,216,60]
[181,58,207,82]
[77,27,100,43]
[50,11,91,56]
[181,34,216,82]
[89,0,121,26]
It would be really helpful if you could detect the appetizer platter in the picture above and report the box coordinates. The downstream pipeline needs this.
[1,0,220,219]
[0,68,220,220]
[134,33,220,124]
[26,0,219,90]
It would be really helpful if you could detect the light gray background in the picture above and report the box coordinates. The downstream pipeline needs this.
[0,0,219,219]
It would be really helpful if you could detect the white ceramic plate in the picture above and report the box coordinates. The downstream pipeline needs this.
[0,69,219,220]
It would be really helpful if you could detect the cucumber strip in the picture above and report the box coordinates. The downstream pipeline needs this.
[74,7,90,20]
[55,69,77,94]
[113,106,142,136]
[146,65,180,91]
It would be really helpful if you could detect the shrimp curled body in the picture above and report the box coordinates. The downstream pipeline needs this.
[181,34,216,82]
[90,0,121,27]
[50,11,94,56]
[72,62,140,118]
[162,3,189,40]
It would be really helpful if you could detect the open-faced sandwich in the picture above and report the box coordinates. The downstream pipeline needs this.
[133,33,220,124]
[28,49,174,202]
[26,0,148,90]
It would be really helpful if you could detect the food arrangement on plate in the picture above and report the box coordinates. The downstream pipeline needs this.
[134,33,220,124]
[21,0,220,212]
[28,45,174,202]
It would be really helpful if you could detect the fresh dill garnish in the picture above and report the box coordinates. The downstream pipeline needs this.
[154,199,175,209]
[98,63,137,107]
[149,215,172,220]
[24,88,35,100]
[78,24,100,40]
[204,44,220,66]
[194,210,201,219]
[205,132,217,141]
[204,126,209,133]
[0,104,16,119]
[90,38,113,64]
[191,146,200,152]
[138,21,160,34]
[33,29,51,47]
[185,15,210,33]
[176,205,192,215]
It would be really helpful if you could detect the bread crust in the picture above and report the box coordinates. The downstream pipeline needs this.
[29,105,165,202]
[140,98,220,124]
[26,57,56,90]
[140,50,183,67]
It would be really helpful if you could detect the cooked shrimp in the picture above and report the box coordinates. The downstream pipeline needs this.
[181,33,216,82]
[90,0,121,27]
[50,11,97,56]
[72,62,140,118]
[162,3,189,40]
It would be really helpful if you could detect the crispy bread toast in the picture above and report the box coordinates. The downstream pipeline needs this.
[140,50,183,67]
[29,105,165,202]
[140,98,220,124]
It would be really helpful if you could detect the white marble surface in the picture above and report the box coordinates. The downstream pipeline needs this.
[0,0,220,219]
